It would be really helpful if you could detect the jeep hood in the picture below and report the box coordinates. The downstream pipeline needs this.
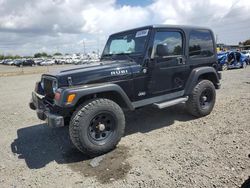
[43,60,139,86]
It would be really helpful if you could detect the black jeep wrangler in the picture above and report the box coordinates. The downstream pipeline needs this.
[30,25,221,156]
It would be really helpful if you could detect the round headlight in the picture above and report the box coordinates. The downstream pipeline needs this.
[52,80,58,93]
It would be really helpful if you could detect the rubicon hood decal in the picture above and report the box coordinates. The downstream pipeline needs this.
[110,69,129,76]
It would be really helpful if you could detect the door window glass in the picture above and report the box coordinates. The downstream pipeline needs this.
[153,31,183,57]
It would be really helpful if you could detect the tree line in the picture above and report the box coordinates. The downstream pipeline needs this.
[239,39,250,46]
[0,52,63,60]
[33,52,63,58]
[0,55,22,60]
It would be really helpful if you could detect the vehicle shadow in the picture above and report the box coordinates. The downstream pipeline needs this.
[11,104,195,169]
[125,104,194,136]
[11,124,87,169]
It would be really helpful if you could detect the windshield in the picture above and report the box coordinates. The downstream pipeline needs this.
[102,29,150,56]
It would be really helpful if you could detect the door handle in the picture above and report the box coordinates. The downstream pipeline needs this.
[177,57,186,65]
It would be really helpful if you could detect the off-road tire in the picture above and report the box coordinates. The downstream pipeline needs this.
[186,80,216,117]
[242,61,247,69]
[222,64,228,71]
[69,98,125,156]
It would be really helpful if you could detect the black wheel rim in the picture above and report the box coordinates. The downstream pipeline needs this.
[199,88,213,110]
[87,112,116,145]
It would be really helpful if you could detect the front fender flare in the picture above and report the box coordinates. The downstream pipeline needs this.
[57,83,134,110]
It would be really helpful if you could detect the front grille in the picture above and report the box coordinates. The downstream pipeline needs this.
[43,77,55,98]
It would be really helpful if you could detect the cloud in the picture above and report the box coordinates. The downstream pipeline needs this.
[81,4,150,34]
[0,0,250,55]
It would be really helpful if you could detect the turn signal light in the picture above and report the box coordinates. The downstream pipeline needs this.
[67,93,76,104]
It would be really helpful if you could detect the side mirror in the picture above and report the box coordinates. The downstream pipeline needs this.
[156,44,169,57]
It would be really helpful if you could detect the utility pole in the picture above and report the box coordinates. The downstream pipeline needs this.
[97,35,100,58]
[83,40,86,55]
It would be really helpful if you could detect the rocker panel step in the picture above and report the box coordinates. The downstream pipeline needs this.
[154,97,189,109]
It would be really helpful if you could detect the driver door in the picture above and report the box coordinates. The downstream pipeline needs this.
[148,30,190,95]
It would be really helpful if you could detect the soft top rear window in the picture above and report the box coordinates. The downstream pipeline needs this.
[189,30,214,58]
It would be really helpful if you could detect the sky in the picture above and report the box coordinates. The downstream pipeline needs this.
[0,0,250,56]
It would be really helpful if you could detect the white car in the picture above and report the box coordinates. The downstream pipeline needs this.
[6,60,15,65]
[241,50,250,64]
[40,60,55,66]
[34,58,44,65]
[65,58,74,64]
[241,50,250,57]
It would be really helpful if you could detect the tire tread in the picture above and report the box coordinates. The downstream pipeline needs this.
[186,80,215,117]
[69,98,125,156]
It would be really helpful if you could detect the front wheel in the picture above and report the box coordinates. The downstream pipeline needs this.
[69,98,125,156]
[222,63,228,71]
[186,80,216,117]
[242,61,247,69]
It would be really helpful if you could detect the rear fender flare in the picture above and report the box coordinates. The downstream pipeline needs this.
[184,67,220,94]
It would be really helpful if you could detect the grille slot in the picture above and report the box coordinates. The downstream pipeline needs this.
[43,77,56,98]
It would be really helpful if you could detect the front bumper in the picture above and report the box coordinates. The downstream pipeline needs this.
[29,92,64,128]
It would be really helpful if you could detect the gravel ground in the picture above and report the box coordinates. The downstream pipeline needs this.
[0,67,249,188]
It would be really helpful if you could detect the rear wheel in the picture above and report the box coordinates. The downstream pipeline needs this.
[186,80,216,117]
[69,98,125,156]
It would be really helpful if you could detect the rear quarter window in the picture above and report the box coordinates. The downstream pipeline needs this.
[189,30,214,58]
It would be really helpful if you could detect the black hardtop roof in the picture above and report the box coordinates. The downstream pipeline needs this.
[110,24,212,36]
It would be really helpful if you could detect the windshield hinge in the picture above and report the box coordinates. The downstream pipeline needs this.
[68,77,73,86]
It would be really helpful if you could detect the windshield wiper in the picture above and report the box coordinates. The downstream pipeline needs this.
[102,53,135,62]
[114,53,135,62]
[101,54,116,61]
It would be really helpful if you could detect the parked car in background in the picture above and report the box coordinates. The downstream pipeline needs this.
[241,50,250,57]
[241,50,250,64]
[217,51,248,71]
[55,59,63,65]
[15,59,35,67]
[3,59,12,65]
[13,59,24,66]
[65,58,73,64]
[217,52,228,71]
[34,58,44,66]
[6,60,15,65]
[39,59,55,66]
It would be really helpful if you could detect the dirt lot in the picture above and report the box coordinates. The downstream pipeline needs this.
[0,67,249,188]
